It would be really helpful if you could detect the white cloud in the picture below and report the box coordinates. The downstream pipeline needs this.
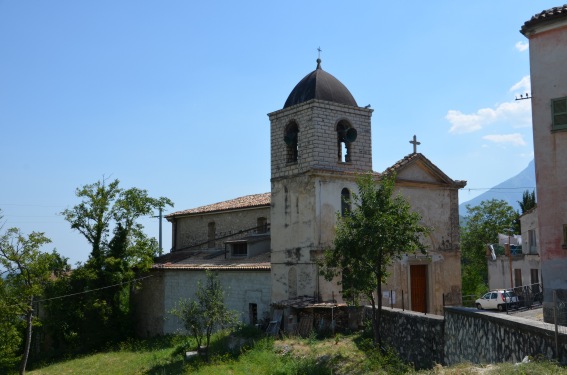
[515,41,529,52]
[446,100,531,134]
[482,133,526,146]
[446,77,532,134]
[510,75,531,93]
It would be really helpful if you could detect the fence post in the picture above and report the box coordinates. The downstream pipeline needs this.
[402,290,405,311]
[390,290,393,309]
[554,290,559,360]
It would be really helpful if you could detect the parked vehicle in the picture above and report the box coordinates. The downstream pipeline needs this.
[475,290,519,311]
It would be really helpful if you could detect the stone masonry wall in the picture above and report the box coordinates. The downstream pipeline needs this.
[362,306,567,369]
[366,307,444,370]
[269,100,373,180]
[173,207,270,251]
[444,307,567,365]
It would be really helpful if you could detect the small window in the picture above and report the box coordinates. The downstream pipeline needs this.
[528,229,537,254]
[341,188,351,217]
[552,97,567,131]
[284,121,299,163]
[257,217,268,233]
[249,303,258,326]
[514,269,522,288]
[232,242,247,256]
[208,222,216,248]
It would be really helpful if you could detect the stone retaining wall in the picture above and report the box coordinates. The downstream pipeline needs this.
[365,307,445,369]
[364,306,567,369]
[444,307,567,365]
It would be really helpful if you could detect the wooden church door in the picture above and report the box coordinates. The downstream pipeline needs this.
[410,265,427,313]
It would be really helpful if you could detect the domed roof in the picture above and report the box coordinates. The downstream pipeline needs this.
[283,59,358,109]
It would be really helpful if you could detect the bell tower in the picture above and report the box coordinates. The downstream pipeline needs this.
[268,59,373,303]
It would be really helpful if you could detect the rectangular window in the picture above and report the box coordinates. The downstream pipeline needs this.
[514,269,522,288]
[552,97,567,131]
[232,242,247,256]
[249,303,258,325]
[528,229,537,254]
[257,217,268,234]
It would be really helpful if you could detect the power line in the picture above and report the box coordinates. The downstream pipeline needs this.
[4,275,154,308]
[462,187,536,192]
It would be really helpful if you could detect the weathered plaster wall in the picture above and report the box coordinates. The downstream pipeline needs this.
[383,252,461,315]
[488,255,541,291]
[270,174,359,303]
[132,273,165,337]
[521,209,539,255]
[382,180,463,313]
[172,207,270,251]
[525,18,567,321]
[133,269,272,336]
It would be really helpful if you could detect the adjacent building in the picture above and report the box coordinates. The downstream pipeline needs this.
[487,209,540,292]
[521,5,567,322]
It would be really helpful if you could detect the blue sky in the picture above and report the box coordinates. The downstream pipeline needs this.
[0,1,552,265]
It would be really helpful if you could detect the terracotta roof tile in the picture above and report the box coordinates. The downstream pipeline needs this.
[382,153,421,176]
[383,153,466,188]
[152,250,271,271]
[521,5,567,34]
[166,193,270,218]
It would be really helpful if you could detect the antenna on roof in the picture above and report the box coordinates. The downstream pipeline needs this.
[515,93,532,101]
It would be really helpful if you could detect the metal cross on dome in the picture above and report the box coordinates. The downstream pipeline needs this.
[409,135,420,154]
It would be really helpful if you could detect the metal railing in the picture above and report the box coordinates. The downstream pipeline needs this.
[508,283,544,311]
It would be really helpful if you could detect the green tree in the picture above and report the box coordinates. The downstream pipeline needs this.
[319,173,429,348]
[46,178,174,353]
[61,178,173,269]
[170,271,238,360]
[518,189,537,214]
[0,227,67,375]
[461,199,517,297]
[0,277,23,374]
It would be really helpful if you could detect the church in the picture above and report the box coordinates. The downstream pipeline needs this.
[132,58,467,336]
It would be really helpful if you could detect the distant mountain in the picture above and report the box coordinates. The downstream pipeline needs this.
[459,160,535,216]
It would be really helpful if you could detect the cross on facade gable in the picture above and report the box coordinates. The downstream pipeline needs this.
[410,135,420,154]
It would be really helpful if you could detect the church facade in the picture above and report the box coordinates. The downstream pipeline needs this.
[133,59,466,336]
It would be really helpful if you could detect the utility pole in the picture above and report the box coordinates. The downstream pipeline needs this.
[508,228,513,290]
[152,208,163,256]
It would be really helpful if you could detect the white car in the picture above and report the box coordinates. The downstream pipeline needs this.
[475,290,519,311]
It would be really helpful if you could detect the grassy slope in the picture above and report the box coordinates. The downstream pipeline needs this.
[26,332,567,375]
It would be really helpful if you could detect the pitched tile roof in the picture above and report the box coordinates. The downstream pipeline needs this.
[166,193,271,218]
[521,5,567,35]
[383,153,467,188]
[152,249,271,271]
[382,152,423,176]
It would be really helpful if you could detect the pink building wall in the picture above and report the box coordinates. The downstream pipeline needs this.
[522,7,567,322]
